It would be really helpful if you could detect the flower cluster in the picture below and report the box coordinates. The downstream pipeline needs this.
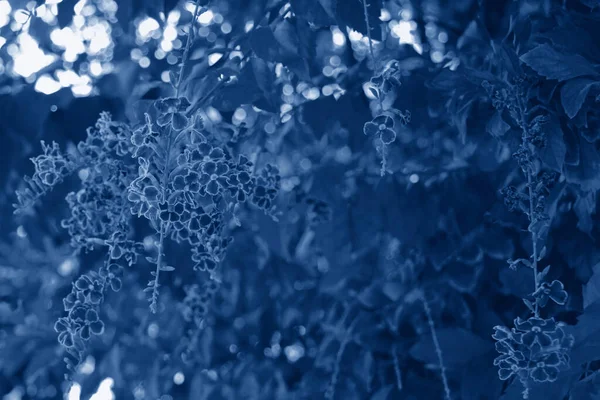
[306,197,332,227]
[180,281,219,328]
[55,271,108,373]
[251,163,280,214]
[180,281,220,364]
[128,97,280,310]
[363,63,411,175]
[364,115,397,145]
[493,317,573,385]
[14,141,75,214]
[369,59,402,96]
[482,80,515,112]
[494,83,569,397]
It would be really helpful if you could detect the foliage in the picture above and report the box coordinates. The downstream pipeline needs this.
[1,0,600,399]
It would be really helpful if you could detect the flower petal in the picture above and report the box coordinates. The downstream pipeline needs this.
[206,180,220,196]
[172,112,189,131]
[156,113,172,127]
[363,122,379,136]
[380,128,396,144]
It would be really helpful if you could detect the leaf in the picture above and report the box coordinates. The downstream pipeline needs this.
[250,27,282,63]
[580,0,600,9]
[409,328,492,368]
[574,191,597,235]
[460,350,504,400]
[561,78,598,119]
[569,370,600,400]
[291,0,335,26]
[370,385,394,400]
[160,265,175,271]
[336,0,382,41]
[381,281,403,302]
[538,120,566,172]
[486,111,511,138]
[272,20,311,80]
[565,137,600,190]
[250,57,279,113]
[568,302,600,370]
[357,284,391,310]
[520,44,598,82]
[584,264,600,309]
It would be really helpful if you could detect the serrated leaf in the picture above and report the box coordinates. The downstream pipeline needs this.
[565,137,600,190]
[538,121,566,172]
[561,78,598,119]
[520,44,598,82]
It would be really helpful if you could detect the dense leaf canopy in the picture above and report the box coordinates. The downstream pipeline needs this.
[1,0,600,399]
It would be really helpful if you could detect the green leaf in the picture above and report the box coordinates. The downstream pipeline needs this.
[538,120,566,172]
[520,44,598,82]
[336,0,382,41]
[565,137,600,190]
[250,27,282,62]
[370,385,394,400]
[290,0,335,26]
[561,78,598,119]
[574,191,597,235]
[357,284,391,310]
[486,111,511,138]
[583,263,600,309]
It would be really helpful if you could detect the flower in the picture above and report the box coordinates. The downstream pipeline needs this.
[99,263,123,292]
[155,97,191,130]
[363,115,396,144]
[74,275,104,304]
[527,344,562,382]
[532,280,568,308]
[370,60,402,94]
[63,289,85,312]
[201,160,230,196]
[79,309,105,340]
[55,317,76,348]
[514,317,557,347]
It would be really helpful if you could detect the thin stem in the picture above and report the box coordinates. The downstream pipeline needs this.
[392,344,403,391]
[176,0,204,96]
[526,170,540,317]
[150,119,174,312]
[150,225,164,313]
[326,318,357,400]
[361,0,384,112]
[421,292,451,400]
[516,94,540,317]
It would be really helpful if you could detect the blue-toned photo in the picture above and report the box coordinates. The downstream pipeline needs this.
[0,0,599,399]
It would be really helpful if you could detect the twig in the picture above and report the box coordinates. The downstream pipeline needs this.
[420,291,451,400]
